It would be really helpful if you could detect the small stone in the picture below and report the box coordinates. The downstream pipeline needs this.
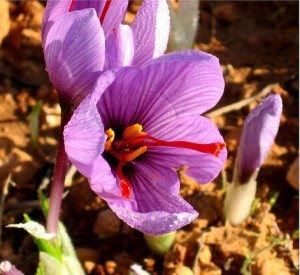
[93,209,121,237]
[213,4,237,23]
[0,0,10,45]
[0,242,14,258]
[83,261,96,274]
[286,157,299,191]
[143,258,155,273]
[260,258,290,275]
[200,262,222,275]
[252,68,271,76]
[76,248,99,263]
[90,264,105,275]
[105,261,117,275]
[174,264,194,275]
[20,0,44,29]
[199,245,212,265]
[291,249,299,268]
[195,218,209,229]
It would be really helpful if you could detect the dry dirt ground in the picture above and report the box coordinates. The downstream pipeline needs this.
[0,1,298,274]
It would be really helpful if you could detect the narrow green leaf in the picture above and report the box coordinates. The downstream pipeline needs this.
[8,215,62,262]
[249,198,261,216]
[292,229,299,240]
[37,189,50,218]
[268,192,279,207]
[29,101,42,146]
[36,261,45,275]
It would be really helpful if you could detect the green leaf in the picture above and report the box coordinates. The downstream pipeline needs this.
[7,219,55,240]
[57,222,85,274]
[29,101,42,146]
[249,198,261,216]
[64,256,85,275]
[292,229,299,240]
[268,192,279,207]
[37,189,50,218]
[36,261,45,275]
[39,252,85,275]
[39,252,64,275]
[57,222,77,257]
[7,215,62,262]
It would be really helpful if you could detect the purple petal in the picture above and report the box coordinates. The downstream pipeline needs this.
[44,9,105,107]
[107,162,198,235]
[42,0,71,46]
[146,116,227,184]
[43,0,128,40]
[148,49,217,65]
[101,0,129,38]
[69,0,129,37]
[98,50,224,131]
[237,94,282,183]
[131,0,170,65]
[104,24,134,69]
[133,158,181,196]
[68,0,105,16]
[89,155,120,201]
[64,71,115,176]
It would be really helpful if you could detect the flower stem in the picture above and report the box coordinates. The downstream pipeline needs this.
[46,114,70,234]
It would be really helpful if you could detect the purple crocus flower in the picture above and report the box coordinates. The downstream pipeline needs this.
[42,0,170,109]
[236,94,282,184]
[224,94,282,225]
[63,50,227,234]
[42,0,170,234]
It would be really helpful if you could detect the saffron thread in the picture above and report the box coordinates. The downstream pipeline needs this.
[116,161,132,199]
[128,135,225,157]
[68,0,76,12]
[100,0,112,24]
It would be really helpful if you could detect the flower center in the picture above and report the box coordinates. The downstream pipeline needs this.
[105,124,225,199]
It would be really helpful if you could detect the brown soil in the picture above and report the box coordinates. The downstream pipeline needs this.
[0,1,298,275]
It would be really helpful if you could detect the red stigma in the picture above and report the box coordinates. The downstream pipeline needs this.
[100,0,112,24]
[68,0,76,12]
[119,179,131,199]
[128,135,226,158]
[116,161,132,199]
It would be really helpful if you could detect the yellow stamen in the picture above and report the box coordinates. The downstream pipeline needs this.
[105,128,115,151]
[123,123,146,140]
[111,145,148,162]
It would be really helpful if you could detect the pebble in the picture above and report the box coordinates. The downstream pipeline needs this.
[93,209,121,237]
[105,261,117,275]
[199,245,212,265]
[286,157,299,191]
[76,247,99,263]
[213,4,237,23]
[0,0,10,45]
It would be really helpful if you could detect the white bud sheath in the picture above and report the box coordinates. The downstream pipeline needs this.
[143,231,176,256]
[224,169,258,226]
[167,0,199,51]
